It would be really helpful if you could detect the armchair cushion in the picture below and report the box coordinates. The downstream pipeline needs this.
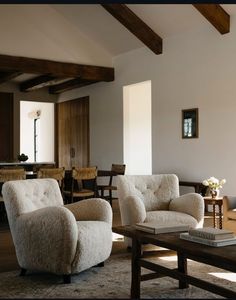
[146,211,198,228]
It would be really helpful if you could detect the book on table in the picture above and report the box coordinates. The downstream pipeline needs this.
[134,222,190,234]
[188,227,235,240]
[180,232,236,247]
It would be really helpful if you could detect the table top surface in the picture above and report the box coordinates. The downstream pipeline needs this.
[204,196,223,202]
[112,225,236,270]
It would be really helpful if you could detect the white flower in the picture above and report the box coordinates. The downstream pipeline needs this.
[202,180,209,186]
[209,177,219,184]
[202,176,226,190]
[220,179,226,185]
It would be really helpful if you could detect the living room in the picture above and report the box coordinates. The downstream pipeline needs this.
[0,3,236,299]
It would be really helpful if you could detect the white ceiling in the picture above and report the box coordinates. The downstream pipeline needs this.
[52,4,236,57]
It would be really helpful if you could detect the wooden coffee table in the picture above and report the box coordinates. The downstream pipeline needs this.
[113,225,236,299]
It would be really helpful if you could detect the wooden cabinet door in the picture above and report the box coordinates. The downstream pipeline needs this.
[57,96,89,169]
[0,92,13,161]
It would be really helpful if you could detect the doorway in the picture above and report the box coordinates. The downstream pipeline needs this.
[123,81,152,175]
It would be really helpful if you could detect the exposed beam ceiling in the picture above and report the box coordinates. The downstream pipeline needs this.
[0,71,22,84]
[20,75,59,92]
[49,78,98,94]
[101,4,163,55]
[193,4,230,34]
[0,54,114,81]
[0,54,114,94]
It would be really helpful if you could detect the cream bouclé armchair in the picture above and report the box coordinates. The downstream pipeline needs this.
[117,174,205,246]
[2,178,113,283]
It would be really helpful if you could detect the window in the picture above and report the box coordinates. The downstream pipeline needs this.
[20,101,54,162]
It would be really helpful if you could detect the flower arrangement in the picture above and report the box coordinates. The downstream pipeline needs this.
[202,176,226,198]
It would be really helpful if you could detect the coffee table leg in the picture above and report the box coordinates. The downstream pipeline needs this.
[177,252,189,289]
[131,238,142,299]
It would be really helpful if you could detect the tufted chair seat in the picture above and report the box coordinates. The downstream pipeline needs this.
[117,174,204,246]
[2,178,113,283]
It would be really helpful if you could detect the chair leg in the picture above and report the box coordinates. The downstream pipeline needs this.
[63,274,71,284]
[101,188,104,199]
[94,261,104,267]
[109,190,112,207]
[20,268,27,276]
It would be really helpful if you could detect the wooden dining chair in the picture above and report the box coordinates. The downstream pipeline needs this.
[97,164,126,207]
[0,168,26,222]
[37,167,65,194]
[63,166,98,203]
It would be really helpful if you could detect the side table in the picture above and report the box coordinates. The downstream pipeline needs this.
[203,196,223,229]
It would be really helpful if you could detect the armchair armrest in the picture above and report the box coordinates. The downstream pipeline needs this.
[65,198,112,226]
[119,195,146,225]
[15,206,78,274]
[169,193,204,223]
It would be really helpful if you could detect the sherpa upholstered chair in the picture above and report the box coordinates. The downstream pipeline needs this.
[2,178,113,283]
[117,174,205,246]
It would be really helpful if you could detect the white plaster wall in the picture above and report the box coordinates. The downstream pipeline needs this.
[58,20,236,195]
[0,5,112,66]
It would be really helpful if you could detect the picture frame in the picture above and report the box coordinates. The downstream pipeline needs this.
[182,108,198,139]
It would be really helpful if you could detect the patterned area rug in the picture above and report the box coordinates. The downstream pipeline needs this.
[0,249,235,299]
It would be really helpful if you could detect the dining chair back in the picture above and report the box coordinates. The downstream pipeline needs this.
[0,168,26,182]
[0,167,26,221]
[37,167,65,191]
[64,166,98,203]
[98,163,126,207]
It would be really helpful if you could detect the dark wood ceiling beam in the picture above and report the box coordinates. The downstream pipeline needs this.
[20,75,60,92]
[0,54,114,81]
[0,71,22,84]
[193,4,230,34]
[49,78,98,94]
[101,4,162,55]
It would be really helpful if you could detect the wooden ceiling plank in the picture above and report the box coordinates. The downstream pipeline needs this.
[49,78,98,94]
[193,4,230,34]
[0,54,114,81]
[20,75,59,92]
[101,4,162,55]
[0,71,22,84]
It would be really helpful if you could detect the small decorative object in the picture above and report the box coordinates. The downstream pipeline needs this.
[182,108,198,139]
[202,177,226,199]
[18,153,28,162]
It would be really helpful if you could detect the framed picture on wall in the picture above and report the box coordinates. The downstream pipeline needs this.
[182,108,199,139]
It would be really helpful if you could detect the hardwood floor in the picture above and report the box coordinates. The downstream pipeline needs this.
[0,199,216,273]
[0,226,18,272]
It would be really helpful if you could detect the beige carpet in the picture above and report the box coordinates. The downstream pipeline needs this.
[0,244,235,299]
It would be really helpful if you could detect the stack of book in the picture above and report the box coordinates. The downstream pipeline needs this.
[134,222,190,234]
[180,227,236,247]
